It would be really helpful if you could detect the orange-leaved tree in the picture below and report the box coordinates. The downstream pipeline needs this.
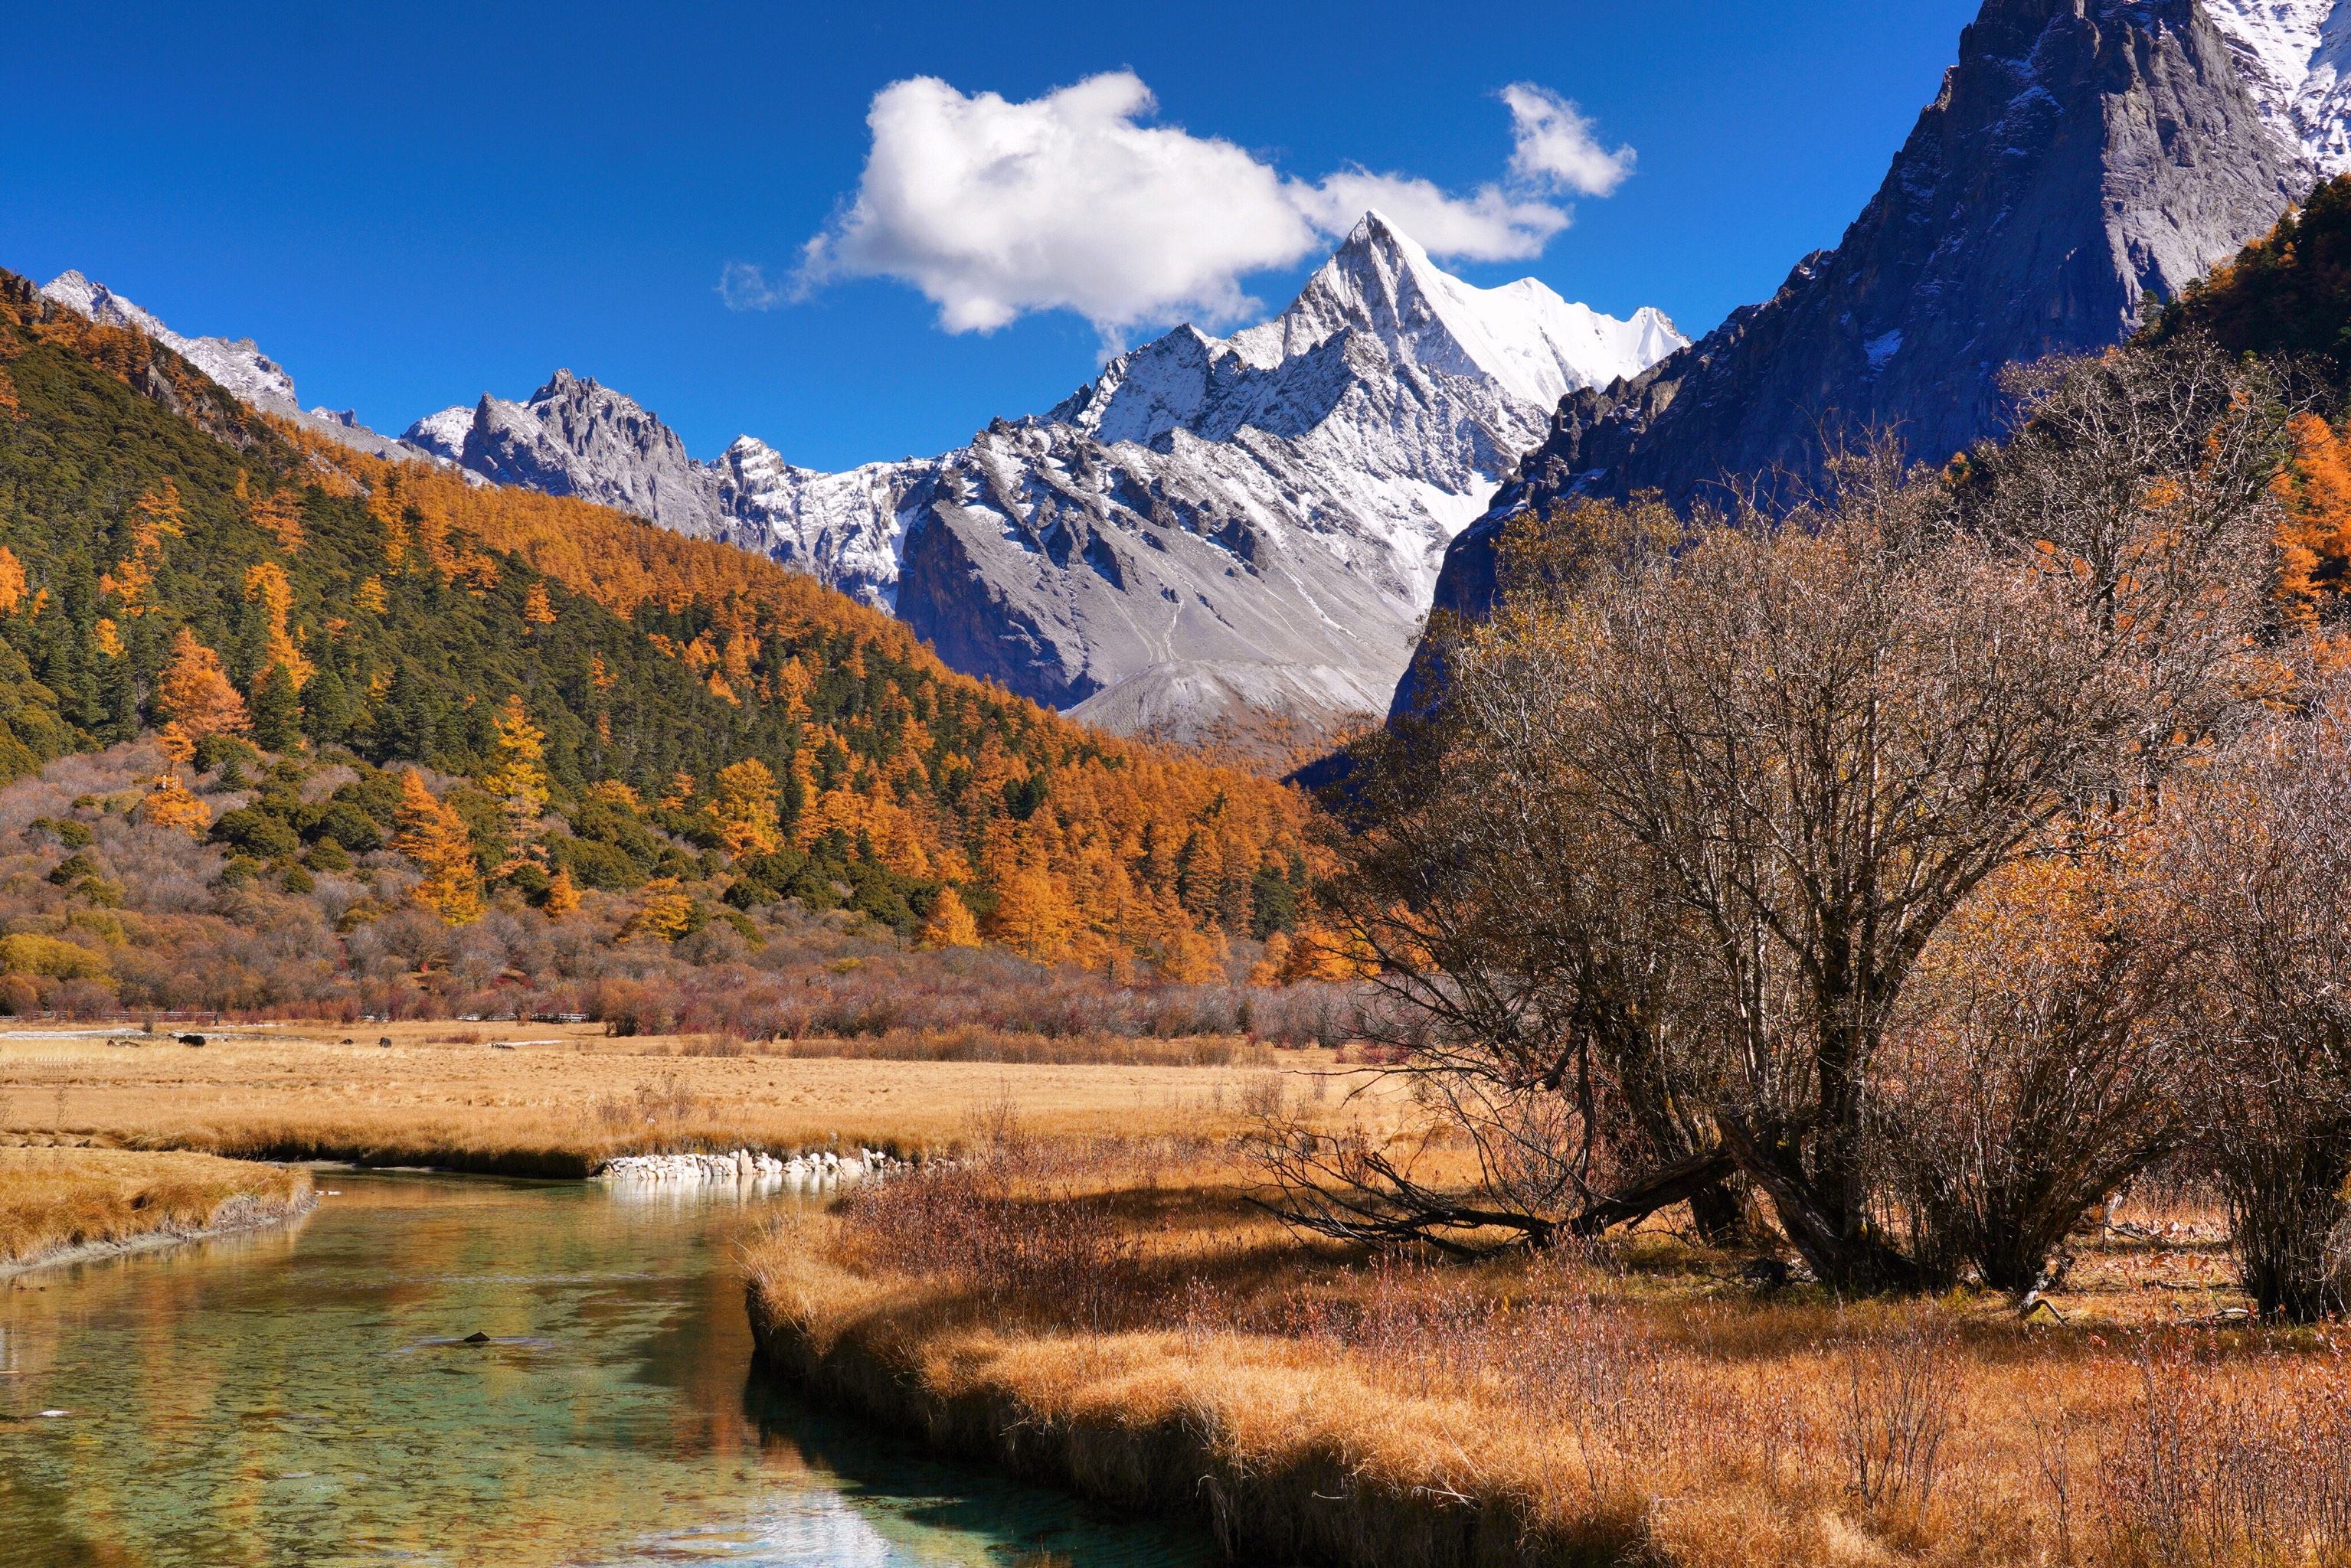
[623,877,698,942]
[138,774,210,838]
[915,885,980,950]
[709,758,780,858]
[394,770,482,924]
[480,695,549,877]
[153,629,250,737]
[2277,412,2351,632]
[541,867,580,919]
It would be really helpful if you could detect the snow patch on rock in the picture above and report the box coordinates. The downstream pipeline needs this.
[2205,0,2351,178]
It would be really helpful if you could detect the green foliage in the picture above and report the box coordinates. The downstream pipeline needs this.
[250,662,299,749]
[2149,174,2351,381]
[209,805,301,861]
[0,266,1311,962]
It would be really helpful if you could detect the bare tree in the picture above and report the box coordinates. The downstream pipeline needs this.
[1265,498,1740,1256]
[2162,691,2351,1322]
[1879,827,2192,1295]
[1274,341,2289,1289]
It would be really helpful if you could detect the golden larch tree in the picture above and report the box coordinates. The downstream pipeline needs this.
[394,769,482,925]
[480,695,550,877]
[623,877,697,942]
[138,774,211,838]
[709,759,781,857]
[249,488,305,552]
[242,561,315,687]
[916,885,980,950]
[153,629,250,737]
[541,867,580,919]
[2278,412,2351,629]
[983,864,1076,962]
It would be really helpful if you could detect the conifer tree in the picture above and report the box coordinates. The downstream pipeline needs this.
[394,769,482,924]
[984,865,1076,962]
[249,663,299,750]
[137,773,210,838]
[300,665,352,743]
[709,758,780,857]
[481,694,550,877]
[541,867,580,919]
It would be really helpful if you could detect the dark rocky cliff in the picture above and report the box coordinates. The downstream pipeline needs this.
[1400,0,2301,714]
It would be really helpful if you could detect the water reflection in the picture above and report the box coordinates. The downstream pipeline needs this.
[0,1171,1211,1568]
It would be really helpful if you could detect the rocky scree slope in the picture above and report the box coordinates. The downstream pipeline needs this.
[1399,0,2305,716]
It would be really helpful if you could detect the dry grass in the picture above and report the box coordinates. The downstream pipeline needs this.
[0,1146,311,1267]
[746,1145,2351,1568]
[0,1020,1387,1173]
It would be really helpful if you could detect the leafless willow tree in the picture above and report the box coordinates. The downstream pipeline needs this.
[1270,336,2297,1291]
[1879,830,2192,1296]
[2162,692,2351,1322]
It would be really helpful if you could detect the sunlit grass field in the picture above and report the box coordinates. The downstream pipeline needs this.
[747,1140,2351,1568]
[0,1146,311,1268]
[0,1020,1383,1171]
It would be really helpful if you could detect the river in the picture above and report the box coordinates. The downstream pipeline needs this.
[0,1169,1215,1567]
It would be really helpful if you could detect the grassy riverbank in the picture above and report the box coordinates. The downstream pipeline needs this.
[0,1147,312,1272]
[744,1144,2351,1568]
[0,1021,1376,1174]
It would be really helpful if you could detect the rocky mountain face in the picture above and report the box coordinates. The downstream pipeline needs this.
[401,214,1682,731]
[2205,0,2351,176]
[36,272,427,464]
[1400,0,2307,715]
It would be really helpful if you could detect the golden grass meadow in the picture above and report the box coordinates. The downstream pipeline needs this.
[10,1021,2346,1568]
[747,1132,2351,1568]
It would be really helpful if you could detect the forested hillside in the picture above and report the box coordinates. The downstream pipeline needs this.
[0,268,1316,991]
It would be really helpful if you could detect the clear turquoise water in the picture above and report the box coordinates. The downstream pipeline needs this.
[0,1171,1215,1568]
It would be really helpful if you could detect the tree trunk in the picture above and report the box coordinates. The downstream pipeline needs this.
[1716,1113,1919,1292]
[1568,1146,1738,1236]
[1686,1181,1745,1246]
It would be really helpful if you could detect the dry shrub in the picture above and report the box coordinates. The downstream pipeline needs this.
[2097,1341,2351,1568]
[586,1071,699,1144]
[1836,1321,1957,1510]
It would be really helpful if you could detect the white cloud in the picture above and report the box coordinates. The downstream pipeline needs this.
[771,71,1631,341]
[718,261,786,311]
[1290,172,1568,263]
[1501,83,1635,198]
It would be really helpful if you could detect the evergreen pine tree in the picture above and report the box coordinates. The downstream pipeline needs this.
[250,663,299,750]
[301,665,352,744]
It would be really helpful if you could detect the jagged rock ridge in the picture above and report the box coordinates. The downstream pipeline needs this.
[1401,0,2304,715]
[36,272,430,465]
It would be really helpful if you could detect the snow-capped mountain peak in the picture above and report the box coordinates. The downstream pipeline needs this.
[1238,210,1678,410]
[2204,0,2351,178]
[400,213,1682,733]
[36,270,430,464]
[1042,211,1682,455]
[41,270,299,411]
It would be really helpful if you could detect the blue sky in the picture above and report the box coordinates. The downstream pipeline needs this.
[2,1,1981,470]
